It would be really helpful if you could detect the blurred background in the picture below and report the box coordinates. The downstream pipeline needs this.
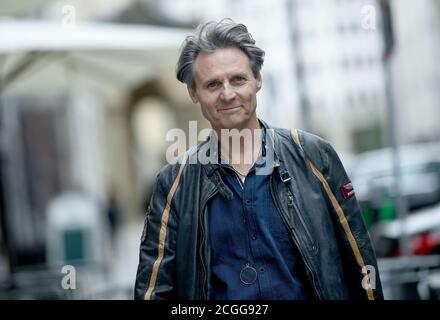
[0,0,440,300]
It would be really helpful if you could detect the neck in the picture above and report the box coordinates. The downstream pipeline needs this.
[216,118,262,173]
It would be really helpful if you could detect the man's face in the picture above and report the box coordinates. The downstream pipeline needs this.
[188,47,262,132]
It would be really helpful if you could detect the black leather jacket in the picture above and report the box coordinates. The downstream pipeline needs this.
[134,121,384,300]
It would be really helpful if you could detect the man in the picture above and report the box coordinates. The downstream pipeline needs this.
[134,19,384,300]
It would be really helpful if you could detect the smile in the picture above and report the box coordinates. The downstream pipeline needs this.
[218,106,241,113]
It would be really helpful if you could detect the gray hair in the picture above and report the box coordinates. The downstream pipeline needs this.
[176,19,265,89]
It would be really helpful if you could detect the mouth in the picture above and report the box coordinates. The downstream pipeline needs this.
[218,105,242,113]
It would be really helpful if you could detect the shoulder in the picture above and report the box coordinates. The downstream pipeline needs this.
[270,125,330,150]
[296,129,332,153]
[277,127,334,171]
[155,139,208,188]
[295,129,346,175]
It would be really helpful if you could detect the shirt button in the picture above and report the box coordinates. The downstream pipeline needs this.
[252,234,257,240]
[260,268,265,273]
[245,199,251,205]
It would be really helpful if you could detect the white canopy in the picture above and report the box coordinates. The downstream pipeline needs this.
[0,19,191,95]
[0,19,190,53]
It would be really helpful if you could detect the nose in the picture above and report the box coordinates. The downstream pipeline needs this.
[220,83,236,101]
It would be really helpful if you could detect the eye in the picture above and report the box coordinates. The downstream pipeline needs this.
[206,81,220,89]
[232,76,246,84]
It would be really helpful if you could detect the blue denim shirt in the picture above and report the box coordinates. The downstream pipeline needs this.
[208,127,314,300]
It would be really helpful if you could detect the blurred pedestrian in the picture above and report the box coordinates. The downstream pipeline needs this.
[106,190,120,248]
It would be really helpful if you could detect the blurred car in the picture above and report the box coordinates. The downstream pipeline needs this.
[349,142,440,230]
[371,202,440,257]
[372,203,440,300]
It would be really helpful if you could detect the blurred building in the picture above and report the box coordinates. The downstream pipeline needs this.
[391,0,440,144]
[294,0,386,152]
[0,0,205,297]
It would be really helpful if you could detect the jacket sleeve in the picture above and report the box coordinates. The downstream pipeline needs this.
[320,140,384,300]
[134,169,178,300]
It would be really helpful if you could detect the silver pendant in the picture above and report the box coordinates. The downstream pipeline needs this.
[240,264,258,285]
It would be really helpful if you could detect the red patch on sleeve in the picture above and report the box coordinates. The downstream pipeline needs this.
[340,181,355,200]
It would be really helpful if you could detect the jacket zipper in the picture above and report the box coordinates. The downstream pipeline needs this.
[269,175,322,300]
[286,190,315,250]
[199,188,218,300]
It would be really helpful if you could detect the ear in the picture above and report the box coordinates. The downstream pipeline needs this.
[187,86,199,104]
[256,74,262,92]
